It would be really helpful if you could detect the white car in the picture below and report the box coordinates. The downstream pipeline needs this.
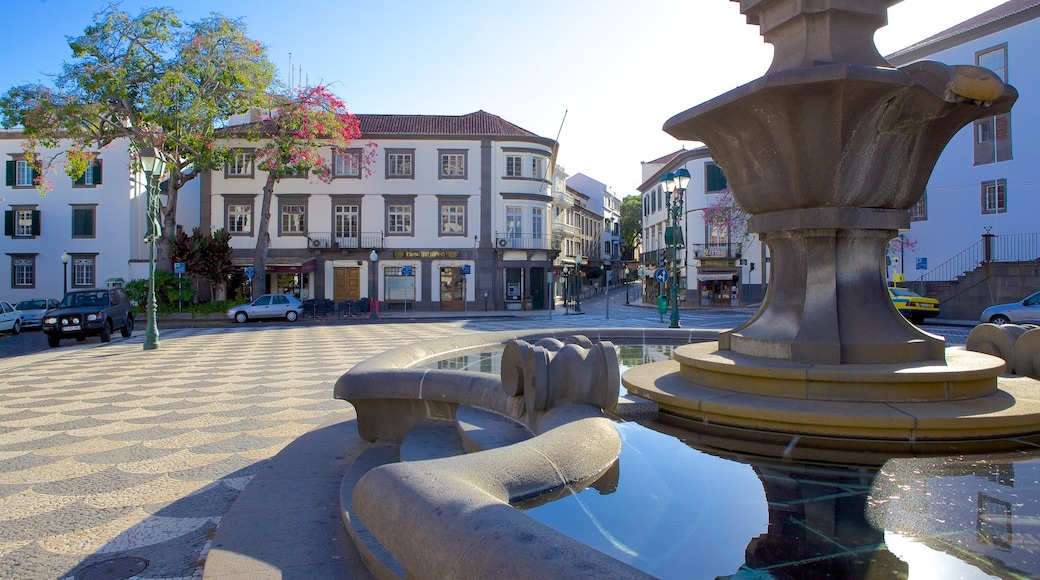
[0,300,22,334]
[980,290,1040,325]
[14,298,60,329]
[227,294,303,323]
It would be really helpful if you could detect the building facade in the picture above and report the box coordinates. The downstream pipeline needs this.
[1,132,200,303]
[637,147,765,307]
[886,1,1040,286]
[203,111,559,312]
[566,173,622,287]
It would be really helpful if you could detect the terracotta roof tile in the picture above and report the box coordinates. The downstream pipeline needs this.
[219,110,547,140]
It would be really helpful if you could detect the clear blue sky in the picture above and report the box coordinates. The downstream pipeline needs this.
[0,0,1008,196]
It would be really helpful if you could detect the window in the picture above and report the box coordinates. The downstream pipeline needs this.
[73,159,103,187]
[977,45,1007,82]
[6,158,40,188]
[506,156,522,177]
[11,256,35,288]
[532,207,543,239]
[225,150,254,178]
[909,192,927,222]
[227,204,251,234]
[386,149,414,179]
[72,255,96,288]
[71,205,97,238]
[5,206,40,238]
[439,150,467,179]
[335,204,359,238]
[706,163,728,193]
[387,201,413,235]
[224,196,254,235]
[506,206,522,244]
[981,179,1007,215]
[531,157,545,180]
[280,202,306,234]
[439,197,466,236]
[334,149,361,178]
[974,45,1011,166]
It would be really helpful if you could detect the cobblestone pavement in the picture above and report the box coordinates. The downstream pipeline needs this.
[0,287,970,579]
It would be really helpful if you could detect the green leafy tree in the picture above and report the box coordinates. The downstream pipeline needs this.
[0,6,275,271]
[620,194,643,250]
[237,85,371,296]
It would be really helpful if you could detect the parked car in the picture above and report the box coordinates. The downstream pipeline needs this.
[889,287,940,324]
[14,298,60,329]
[0,300,21,334]
[980,290,1040,325]
[227,294,303,323]
[42,287,135,347]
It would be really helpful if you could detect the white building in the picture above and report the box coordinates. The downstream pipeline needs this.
[637,147,765,307]
[204,110,558,312]
[566,173,622,285]
[887,0,1040,316]
[1,132,199,303]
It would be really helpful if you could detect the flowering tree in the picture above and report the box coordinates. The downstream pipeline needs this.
[701,188,749,246]
[0,6,275,270]
[245,85,373,296]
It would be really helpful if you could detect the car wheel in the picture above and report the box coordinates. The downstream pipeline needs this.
[76,336,86,342]
[990,314,1011,325]
[235,312,248,323]
[286,310,298,322]
[10,319,20,335]
[100,321,112,343]
[121,316,134,338]
[47,333,60,348]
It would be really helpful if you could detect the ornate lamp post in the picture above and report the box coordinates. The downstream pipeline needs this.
[369,250,379,319]
[61,252,70,295]
[604,259,611,319]
[139,147,166,351]
[661,168,690,329]
[573,255,582,313]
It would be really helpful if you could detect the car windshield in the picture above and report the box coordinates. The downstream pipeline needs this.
[15,300,48,310]
[890,288,917,298]
[62,291,108,308]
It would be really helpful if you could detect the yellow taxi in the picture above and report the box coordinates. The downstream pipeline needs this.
[889,286,940,324]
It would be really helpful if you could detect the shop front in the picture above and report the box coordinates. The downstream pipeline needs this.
[698,271,740,306]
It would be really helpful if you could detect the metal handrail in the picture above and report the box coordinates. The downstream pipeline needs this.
[906,232,1039,294]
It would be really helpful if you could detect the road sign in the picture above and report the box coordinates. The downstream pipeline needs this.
[244,267,254,279]
[174,262,186,274]
[654,268,669,283]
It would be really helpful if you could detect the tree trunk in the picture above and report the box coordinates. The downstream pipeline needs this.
[158,170,179,272]
[252,176,277,297]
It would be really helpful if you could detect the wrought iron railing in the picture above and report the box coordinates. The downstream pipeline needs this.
[906,232,1039,295]
[306,231,385,250]
[494,233,556,251]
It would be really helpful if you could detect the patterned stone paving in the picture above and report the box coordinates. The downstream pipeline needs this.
[0,294,967,579]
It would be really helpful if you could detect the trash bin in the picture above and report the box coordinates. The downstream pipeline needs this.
[657,295,669,315]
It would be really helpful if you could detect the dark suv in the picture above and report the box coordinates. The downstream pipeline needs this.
[42,287,134,347]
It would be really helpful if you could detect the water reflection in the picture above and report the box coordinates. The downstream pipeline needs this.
[423,345,1040,578]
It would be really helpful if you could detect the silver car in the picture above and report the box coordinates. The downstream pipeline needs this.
[14,298,60,329]
[980,290,1040,325]
[227,294,303,323]
[0,300,21,334]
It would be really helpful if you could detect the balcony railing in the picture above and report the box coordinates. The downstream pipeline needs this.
[494,233,558,251]
[307,231,385,250]
[692,243,742,260]
[552,221,581,237]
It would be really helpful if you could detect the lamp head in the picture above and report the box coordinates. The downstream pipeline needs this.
[61,252,70,264]
[674,168,691,191]
[370,250,379,262]
[660,172,675,193]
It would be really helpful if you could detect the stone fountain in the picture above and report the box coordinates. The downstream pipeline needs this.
[623,0,1040,452]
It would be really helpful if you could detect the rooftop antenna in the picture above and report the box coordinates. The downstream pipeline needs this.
[288,52,292,88]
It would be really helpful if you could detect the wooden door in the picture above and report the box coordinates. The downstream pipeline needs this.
[333,267,361,302]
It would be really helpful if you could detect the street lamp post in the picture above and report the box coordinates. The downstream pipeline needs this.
[574,255,583,313]
[604,260,611,319]
[661,168,690,329]
[139,147,166,351]
[369,250,379,318]
[61,252,70,295]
